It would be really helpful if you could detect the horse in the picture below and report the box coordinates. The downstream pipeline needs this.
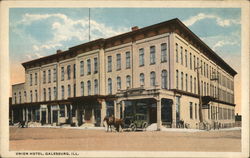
[103,115,124,132]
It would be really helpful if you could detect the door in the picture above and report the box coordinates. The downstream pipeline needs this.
[53,110,58,123]
[41,111,46,125]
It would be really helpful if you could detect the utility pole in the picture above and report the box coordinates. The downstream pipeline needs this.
[195,66,203,123]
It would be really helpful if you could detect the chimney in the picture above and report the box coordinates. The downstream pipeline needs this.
[56,49,62,54]
[131,26,139,31]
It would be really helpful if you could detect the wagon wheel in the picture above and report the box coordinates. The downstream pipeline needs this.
[142,122,148,131]
[130,124,136,132]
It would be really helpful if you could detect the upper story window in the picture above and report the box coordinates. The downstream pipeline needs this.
[67,65,71,80]
[61,86,64,99]
[30,90,33,102]
[190,76,193,93]
[176,70,179,89]
[73,64,76,78]
[150,46,156,64]
[43,88,46,101]
[185,74,188,92]
[30,74,33,86]
[87,59,91,75]
[126,51,131,69]
[176,43,178,63]
[87,80,91,95]
[48,69,51,83]
[185,50,188,67]
[80,82,84,96]
[161,70,168,89]
[53,67,57,82]
[140,73,145,86]
[190,53,192,70]
[201,60,203,75]
[180,46,183,65]
[161,43,167,62]
[73,84,76,97]
[61,67,64,81]
[139,48,144,66]
[94,58,98,73]
[94,79,98,95]
[116,54,121,70]
[35,73,37,85]
[80,61,84,76]
[43,71,46,84]
[19,91,21,103]
[48,88,51,101]
[150,71,156,86]
[53,87,57,100]
[24,91,27,102]
[193,55,196,71]
[108,78,112,94]
[14,93,17,104]
[35,90,37,102]
[107,56,112,72]
[68,84,71,98]
[117,77,121,90]
[126,75,131,88]
[190,102,193,119]
[181,72,184,90]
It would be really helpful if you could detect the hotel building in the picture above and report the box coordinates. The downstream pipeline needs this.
[10,18,237,130]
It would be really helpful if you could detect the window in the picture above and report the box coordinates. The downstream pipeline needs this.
[176,70,179,89]
[195,103,197,119]
[161,70,168,89]
[53,67,57,82]
[206,64,208,78]
[68,84,71,98]
[139,48,144,66]
[116,54,121,70]
[61,67,64,81]
[108,78,112,94]
[80,82,84,96]
[87,59,91,75]
[43,71,46,83]
[190,102,193,119]
[181,72,183,90]
[19,92,21,103]
[193,55,196,71]
[80,61,84,76]
[185,74,188,92]
[190,76,193,93]
[30,74,33,86]
[73,64,76,78]
[43,88,46,101]
[94,79,98,95]
[60,105,65,117]
[94,58,98,73]
[107,56,112,72]
[180,47,183,65]
[67,65,71,80]
[14,93,17,104]
[140,73,145,86]
[204,82,206,96]
[201,60,203,75]
[161,43,167,62]
[61,86,64,99]
[150,46,156,64]
[87,80,91,95]
[48,69,51,83]
[48,88,51,101]
[185,50,187,67]
[201,81,203,96]
[35,73,37,85]
[24,91,27,102]
[53,87,57,100]
[30,90,33,102]
[126,75,131,88]
[114,77,121,91]
[190,53,192,70]
[35,90,37,102]
[194,77,197,94]
[150,71,156,86]
[176,43,179,63]
[126,51,131,68]
[207,83,209,96]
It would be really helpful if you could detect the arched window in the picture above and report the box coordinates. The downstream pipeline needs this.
[161,70,168,89]
[67,65,71,80]
[117,77,121,90]
[87,80,91,95]
[190,76,193,93]
[126,75,131,88]
[68,84,71,98]
[176,70,179,89]
[19,92,21,103]
[24,91,27,102]
[53,87,57,100]
[181,72,183,90]
[94,79,98,95]
[80,61,84,76]
[48,88,51,101]
[80,82,84,96]
[194,77,196,94]
[35,90,38,102]
[30,90,33,102]
[150,71,156,86]
[185,73,188,92]
[43,88,46,101]
[140,73,145,86]
[108,78,112,94]
[61,86,64,99]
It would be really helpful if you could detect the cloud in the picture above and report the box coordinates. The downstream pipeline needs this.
[212,40,237,50]
[183,13,240,27]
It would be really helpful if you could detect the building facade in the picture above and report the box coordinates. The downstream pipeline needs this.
[10,18,237,130]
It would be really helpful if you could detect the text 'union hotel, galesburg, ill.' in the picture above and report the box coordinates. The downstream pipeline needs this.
[10,18,237,130]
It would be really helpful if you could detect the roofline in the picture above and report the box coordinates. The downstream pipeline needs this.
[21,18,237,76]
[12,82,25,86]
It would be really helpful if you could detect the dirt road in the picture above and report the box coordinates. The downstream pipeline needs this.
[9,127,241,151]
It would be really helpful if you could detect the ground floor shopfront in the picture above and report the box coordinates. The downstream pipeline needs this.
[10,89,236,130]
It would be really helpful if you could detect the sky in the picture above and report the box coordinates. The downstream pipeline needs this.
[9,8,241,113]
